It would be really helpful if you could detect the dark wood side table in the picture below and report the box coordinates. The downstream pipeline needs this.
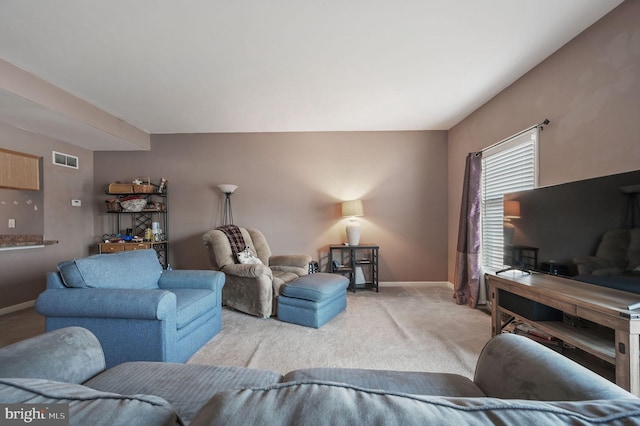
[329,244,379,292]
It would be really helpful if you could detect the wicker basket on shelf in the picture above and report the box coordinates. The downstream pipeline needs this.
[133,177,155,193]
[105,199,121,212]
[132,183,155,193]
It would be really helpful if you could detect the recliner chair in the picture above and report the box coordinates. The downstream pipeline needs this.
[203,227,311,318]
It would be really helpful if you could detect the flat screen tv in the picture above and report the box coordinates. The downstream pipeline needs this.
[502,169,640,292]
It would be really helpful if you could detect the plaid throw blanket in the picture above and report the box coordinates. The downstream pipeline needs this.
[216,225,246,260]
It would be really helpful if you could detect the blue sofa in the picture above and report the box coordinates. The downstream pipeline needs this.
[35,249,225,368]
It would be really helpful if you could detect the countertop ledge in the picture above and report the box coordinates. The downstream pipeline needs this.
[0,235,59,248]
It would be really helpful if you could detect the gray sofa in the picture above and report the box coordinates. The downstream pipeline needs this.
[1,327,639,425]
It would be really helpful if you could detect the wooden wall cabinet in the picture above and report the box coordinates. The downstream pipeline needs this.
[0,148,40,190]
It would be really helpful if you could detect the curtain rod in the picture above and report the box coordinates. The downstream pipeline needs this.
[482,118,550,153]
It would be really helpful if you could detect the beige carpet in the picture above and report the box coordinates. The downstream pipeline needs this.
[188,284,492,379]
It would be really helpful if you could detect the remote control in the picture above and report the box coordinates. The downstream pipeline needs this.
[627,301,640,311]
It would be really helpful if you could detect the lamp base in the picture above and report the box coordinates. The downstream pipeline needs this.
[346,221,361,246]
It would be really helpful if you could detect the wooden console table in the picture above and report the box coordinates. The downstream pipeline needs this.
[487,271,640,395]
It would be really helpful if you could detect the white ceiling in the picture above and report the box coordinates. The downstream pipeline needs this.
[0,0,624,144]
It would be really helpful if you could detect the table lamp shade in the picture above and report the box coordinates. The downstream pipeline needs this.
[342,200,364,217]
[504,200,521,219]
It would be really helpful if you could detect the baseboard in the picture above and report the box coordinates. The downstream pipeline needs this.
[0,300,36,316]
[380,281,452,288]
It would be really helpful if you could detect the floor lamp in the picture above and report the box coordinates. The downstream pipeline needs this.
[218,184,238,225]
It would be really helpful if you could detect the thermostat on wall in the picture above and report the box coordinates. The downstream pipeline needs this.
[71,199,82,207]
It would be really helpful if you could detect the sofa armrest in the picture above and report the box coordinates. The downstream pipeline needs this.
[270,265,309,276]
[221,263,273,279]
[36,288,176,320]
[270,254,312,269]
[158,270,225,291]
[0,327,106,384]
[474,333,636,401]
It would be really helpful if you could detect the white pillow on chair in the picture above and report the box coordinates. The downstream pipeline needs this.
[237,247,263,265]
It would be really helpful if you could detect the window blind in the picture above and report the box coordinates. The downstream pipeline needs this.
[481,128,538,269]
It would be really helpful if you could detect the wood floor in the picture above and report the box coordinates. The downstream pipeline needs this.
[0,307,45,348]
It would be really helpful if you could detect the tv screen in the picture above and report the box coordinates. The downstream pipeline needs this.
[503,169,640,285]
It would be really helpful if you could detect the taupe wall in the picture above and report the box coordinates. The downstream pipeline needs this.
[0,187,44,235]
[447,0,640,281]
[94,131,448,282]
[0,123,94,309]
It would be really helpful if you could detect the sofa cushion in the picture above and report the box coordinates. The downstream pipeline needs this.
[171,289,217,329]
[58,249,162,289]
[85,362,282,425]
[191,381,640,426]
[0,378,180,426]
[272,271,301,295]
[282,368,484,397]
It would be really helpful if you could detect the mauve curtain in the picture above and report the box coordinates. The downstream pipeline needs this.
[453,152,482,308]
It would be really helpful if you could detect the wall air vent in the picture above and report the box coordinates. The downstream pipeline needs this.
[52,151,78,169]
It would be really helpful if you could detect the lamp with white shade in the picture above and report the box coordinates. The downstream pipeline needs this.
[342,199,364,246]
